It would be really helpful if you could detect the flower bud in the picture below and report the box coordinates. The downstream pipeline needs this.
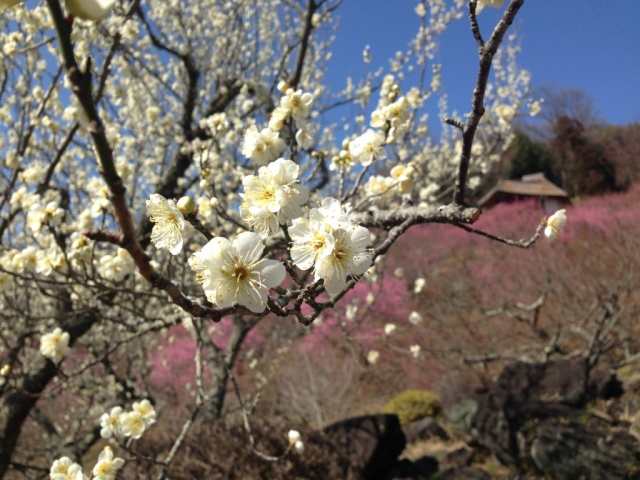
[176,196,196,215]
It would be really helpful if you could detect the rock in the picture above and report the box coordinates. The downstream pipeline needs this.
[587,368,624,400]
[380,457,438,480]
[531,420,640,480]
[446,398,479,434]
[438,466,491,480]
[402,416,448,443]
[471,359,588,464]
[324,414,406,480]
[430,443,474,469]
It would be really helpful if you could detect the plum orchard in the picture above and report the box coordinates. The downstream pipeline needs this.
[0,0,552,477]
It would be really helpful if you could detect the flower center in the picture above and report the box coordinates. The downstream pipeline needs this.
[234,265,250,282]
[334,247,347,261]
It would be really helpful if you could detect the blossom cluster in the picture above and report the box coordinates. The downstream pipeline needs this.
[290,198,373,295]
[240,159,309,237]
[50,446,124,480]
[99,399,157,440]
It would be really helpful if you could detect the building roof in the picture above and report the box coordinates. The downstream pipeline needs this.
[478,173,568,206]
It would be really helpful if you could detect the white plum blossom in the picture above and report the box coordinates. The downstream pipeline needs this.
[367,350,380,365]
[544,209,567,241]
[349,129,386,166]
[410,344,421,358]
[40,328,70,364]
[99,406,123,439]
[290,197,372,295]
[390,164,417,194]
[364,175,394,199]
[287,429,304,453]
[316,227,372,295]
[189,232,286,313]
[132,399,157,426]
[66,0,116,20]
[408,311,423,325]
[92,447,124,480]
[146,194,185,255]
[119,411,146,439]
[289,217,335,271]
[478,0,505,8]
[279,88,314,128]
[0,0,22,10]
[384,323,396,335]
[240,158,309,237]
[97,249,135,282]
[241,126,285,166]
[413,277,426,294]
[295,125,314,150]
[50,457,86,480]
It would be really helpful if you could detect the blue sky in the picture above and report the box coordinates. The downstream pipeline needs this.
[325,1,640,126]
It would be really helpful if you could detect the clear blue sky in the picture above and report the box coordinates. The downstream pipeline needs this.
[325,1,640,126]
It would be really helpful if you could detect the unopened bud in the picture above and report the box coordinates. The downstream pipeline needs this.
[0,365,10,377]
[177,196,196,215]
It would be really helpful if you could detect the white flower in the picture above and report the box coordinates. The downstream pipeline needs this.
[366,292,375,305]
[290,197,372,294]
[384,323,396,335]
[349,129,386,166]
[146,194,185,255]
[240,159,309,237]
[495,104,516,123]
[367,350,380,364]
[280,89,314,128]
[410,344,421,358]
[295,125,314,150]
[66,0,116,20]
[316,227,372,295]
[241,126,285,166]
[478,0,505,8]
[288,429,301,443]
[413,277,426,294]
[0,0,22,10]
[390,164,417,194]
[132,399,156,426]
[99,406,123,439]
[51,457,86,480]
[364,175,394,199]
[408,311,423,325]
[119,411,146,439]
[92,447,124,480]
[294,440,305,453]
[544,209,567,241]
[188,232,286,313]
[289,217,336,271]
[40,328,70,364]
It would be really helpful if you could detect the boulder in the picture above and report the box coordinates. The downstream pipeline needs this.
[587,368,624,400]
[438,466,491,480]
[324,414,406,480]
[531,420,640,480]
[402,416,448,443]
[380,457,438,480]
[471,359,588,463]
[446,398,479,434]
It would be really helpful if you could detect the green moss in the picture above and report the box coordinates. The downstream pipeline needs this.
[381,389,441,426]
